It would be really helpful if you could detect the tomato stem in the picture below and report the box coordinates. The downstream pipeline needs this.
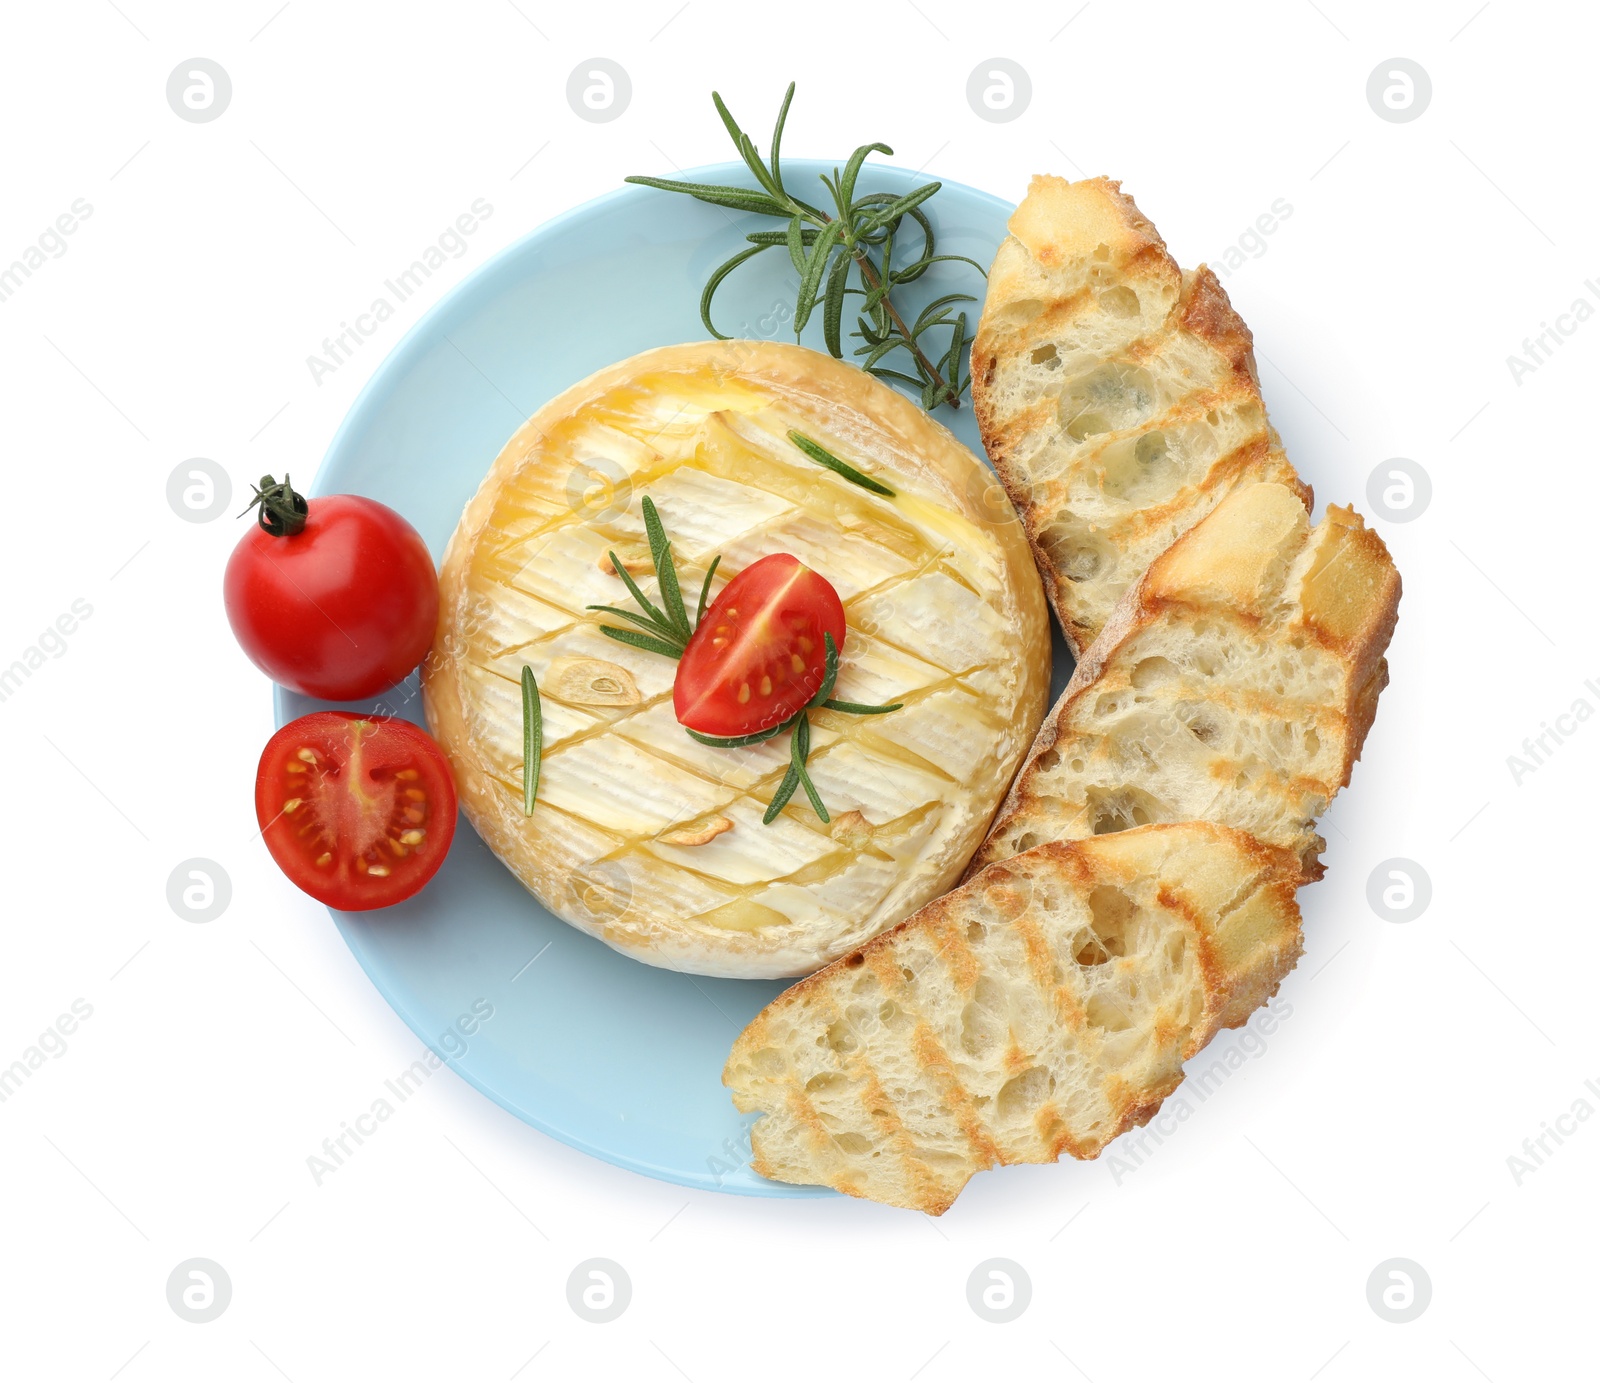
[245,474,310,537]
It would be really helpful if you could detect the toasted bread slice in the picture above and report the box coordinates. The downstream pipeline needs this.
[973,483,1400,882]
[724,823,1303,1214]
[971,175,1310,655]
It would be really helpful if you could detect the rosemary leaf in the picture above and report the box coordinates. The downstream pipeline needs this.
[790,713,829,823]
[700,244,770,339]
[585,602,683,643]
[712,92,777,198]
[824,698,904,715]
[762,766,800,824]
[607,551,674,634]
[859,181,942,233]
[787,430,895,498]
[642,498,692,640]
[770,81,795,194]
[696,554,721,627]
[622,175,786,218]
[785,213,807,273]
[855,337,904,371]
[822,249,850,359]
[806,633,840,709]
[947,312,967,393]
[598,626,685,659]
[793,219,845,333]
[747,227,816,248]
[684,716,793,750]
[897,251,988,281]
[869,367,925,391]
[840,142,894,209]
[521,665,542,815]
[912,292,979,335]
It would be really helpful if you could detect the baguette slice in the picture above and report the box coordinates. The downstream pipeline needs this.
[725,823,1303,1214]
[972,174,1309,655]
[974,482,1400,882]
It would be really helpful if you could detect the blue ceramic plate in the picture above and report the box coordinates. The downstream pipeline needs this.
[277,161,1069,1197]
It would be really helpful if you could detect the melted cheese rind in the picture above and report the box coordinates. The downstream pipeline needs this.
[424,342,1050,977]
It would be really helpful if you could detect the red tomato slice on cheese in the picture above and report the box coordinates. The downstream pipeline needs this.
[673,554,846,737]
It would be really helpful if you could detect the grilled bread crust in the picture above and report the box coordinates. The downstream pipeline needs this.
[971,175,1310,655]
[724,822,1304,1214]
[972,482,1401,882]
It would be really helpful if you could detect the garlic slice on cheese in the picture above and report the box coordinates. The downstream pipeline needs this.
[423,341,1051,977]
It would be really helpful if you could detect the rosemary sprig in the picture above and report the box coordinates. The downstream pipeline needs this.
[625,82,986,411]
[589,501,904,824]
[586,496,692,658]
[521,664,542,815]
[788,430,895,497]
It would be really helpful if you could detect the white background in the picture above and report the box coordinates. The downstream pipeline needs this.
[1,1,1593,1379]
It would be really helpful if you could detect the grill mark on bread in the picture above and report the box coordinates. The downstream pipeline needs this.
[1007,910,1085,1152]
[864,927,1006,1169]
[910,1021,1004,1167]
[855,1063,949,1209]
[1012,911,1087,1030]
[771,1083,852,1191]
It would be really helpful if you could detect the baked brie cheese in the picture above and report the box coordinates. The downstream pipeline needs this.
[422,342,1050,978]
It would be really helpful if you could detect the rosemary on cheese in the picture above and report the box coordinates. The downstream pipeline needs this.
[587,497,902,825]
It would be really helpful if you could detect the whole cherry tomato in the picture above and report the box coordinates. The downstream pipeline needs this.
[224,475,438,701]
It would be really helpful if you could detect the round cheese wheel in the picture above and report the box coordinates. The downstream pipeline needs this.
[423,341,1050,977]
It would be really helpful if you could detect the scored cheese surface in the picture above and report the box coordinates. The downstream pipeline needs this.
[423,342,1051,978]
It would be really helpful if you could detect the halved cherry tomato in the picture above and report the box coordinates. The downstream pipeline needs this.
[256,712,457,911]
[673,553,847,737]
